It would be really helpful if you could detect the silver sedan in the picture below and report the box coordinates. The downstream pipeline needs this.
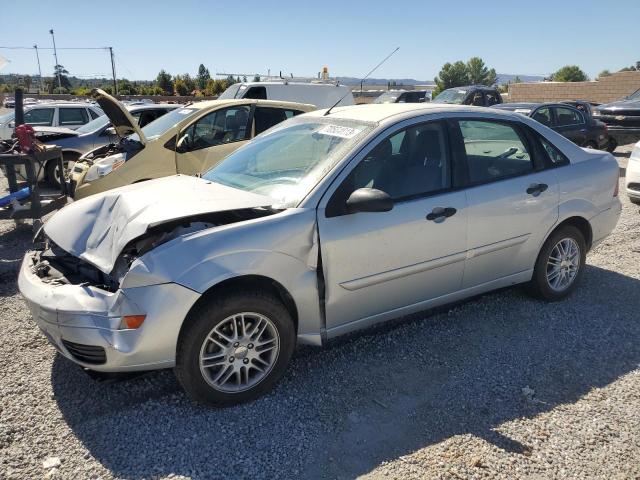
[19,103,621,406]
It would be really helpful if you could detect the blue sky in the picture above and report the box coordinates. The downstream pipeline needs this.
[1,0,638,81]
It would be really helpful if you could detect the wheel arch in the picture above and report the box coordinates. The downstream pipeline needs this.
[546,216,593,251]
[178,274,299,348]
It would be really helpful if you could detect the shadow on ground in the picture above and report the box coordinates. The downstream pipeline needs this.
[0,221,32,297]
[50,264,640,479]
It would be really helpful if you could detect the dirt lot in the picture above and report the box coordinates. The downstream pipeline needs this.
[0,145,638,479]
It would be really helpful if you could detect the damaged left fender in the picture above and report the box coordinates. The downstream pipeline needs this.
[122,208,324,345]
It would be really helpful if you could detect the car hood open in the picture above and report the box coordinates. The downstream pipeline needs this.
[91,88,146,144]
[44,175,274,274]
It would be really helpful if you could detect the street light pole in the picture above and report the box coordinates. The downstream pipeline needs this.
[49,29,62,90]
[109,47,117,95]
[33,45,43,94]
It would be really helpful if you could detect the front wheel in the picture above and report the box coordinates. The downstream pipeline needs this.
[175,290,295,407]
[526,226,586,301]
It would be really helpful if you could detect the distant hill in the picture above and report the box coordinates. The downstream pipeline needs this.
[337,74,545,87]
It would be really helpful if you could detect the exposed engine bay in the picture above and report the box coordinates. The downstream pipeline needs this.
[31,207,278,291]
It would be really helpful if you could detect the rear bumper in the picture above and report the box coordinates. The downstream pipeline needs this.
[18,250,200,372]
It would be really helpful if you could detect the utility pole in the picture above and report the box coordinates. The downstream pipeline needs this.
[109,47,117,95]
[33,45,43,94]
[49,29,62,90]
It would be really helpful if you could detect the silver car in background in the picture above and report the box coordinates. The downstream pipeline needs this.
[18,104,621,406]
[32,103,180,186]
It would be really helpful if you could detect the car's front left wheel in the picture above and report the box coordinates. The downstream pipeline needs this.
[175,289,295,407]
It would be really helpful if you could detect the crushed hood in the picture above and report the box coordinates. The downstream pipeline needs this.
[44,175,274,274]
[90,88,146,144]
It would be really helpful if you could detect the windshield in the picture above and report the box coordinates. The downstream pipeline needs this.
[433,88,468,104]
[218,84,244,100]
[203,118,373,206]
[374,92,401,104]
[628,88,640,100]
[130,107,199,141]
[76,114,110,133]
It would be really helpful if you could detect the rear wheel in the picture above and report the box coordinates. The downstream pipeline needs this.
[526,226,586,301]
[606,137,617,153]
[175,289,295,407]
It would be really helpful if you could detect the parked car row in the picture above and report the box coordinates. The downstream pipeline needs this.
[593,88,640,151]
[18,100,621,406]
[494,101,609,150]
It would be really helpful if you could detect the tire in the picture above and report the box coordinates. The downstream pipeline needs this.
[175,289,295,407]
[606,137,617,153]
[526,225,587,302]
[45,153,75,188]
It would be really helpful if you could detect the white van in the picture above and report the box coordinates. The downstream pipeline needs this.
[218,81,355,108]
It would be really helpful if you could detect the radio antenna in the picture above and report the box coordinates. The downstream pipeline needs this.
[324,46,400,116]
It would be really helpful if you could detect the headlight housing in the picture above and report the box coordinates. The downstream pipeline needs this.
[592,110,601,117]
[84,152,126,182]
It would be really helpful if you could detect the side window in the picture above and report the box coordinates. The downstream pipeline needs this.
[181,106,251,151]
[486,91,499,106]
[346,122,450,200]
[458,120,532,184]
[23,108,54,126]
[532,107,552,127]
[555,107,583,126]
[59,108,88,126]
[539,136,570,166]
[88,109,101,120]
[244,86,267,100]
[254,107,291,135]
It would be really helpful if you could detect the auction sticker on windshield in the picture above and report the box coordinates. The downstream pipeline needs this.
[177,109,195,115]
[318,124,362,139]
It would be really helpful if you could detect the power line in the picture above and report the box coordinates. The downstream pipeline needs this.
[0,46,109,50]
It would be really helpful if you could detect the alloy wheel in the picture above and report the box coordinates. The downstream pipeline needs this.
[546,238,580,292]
[199,312,280,393]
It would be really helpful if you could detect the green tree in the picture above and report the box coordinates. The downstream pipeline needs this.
[53,64,72,90]
[173,77,188,96]
[253,75,261,82]
[598,70,612,79]
[156,69,173,94]
[434,61,469,95]
[466,57,497,86]
[551,65,588,82]
[197,64,210,90]
[116,78,137,95]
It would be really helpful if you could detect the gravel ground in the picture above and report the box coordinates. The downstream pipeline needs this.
[0,145,638,480]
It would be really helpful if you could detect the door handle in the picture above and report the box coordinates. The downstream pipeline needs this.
[526,183,548,196]
[426,207,457,222]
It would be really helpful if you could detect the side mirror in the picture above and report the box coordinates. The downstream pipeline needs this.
[346,188,393,214]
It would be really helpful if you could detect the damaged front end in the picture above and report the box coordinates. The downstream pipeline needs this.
[32,206,278,292]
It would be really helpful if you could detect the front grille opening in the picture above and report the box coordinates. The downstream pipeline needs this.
[61,340,106,365]
[628,182,640,192]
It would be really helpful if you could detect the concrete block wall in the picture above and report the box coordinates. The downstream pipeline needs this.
[508,71,640,103]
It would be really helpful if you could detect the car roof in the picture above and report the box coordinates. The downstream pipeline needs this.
[304,103,521,124]
[188,98,316,111]
[443,85,497,91]
[230,81,347,88]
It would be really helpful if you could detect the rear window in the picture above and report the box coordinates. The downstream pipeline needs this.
[59,108,88,125]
